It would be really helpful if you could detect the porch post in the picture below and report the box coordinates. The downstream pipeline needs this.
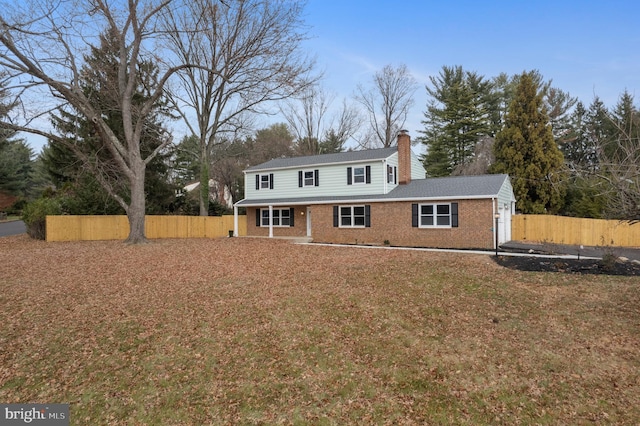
[268,205,273,238]
[233,205,238,237]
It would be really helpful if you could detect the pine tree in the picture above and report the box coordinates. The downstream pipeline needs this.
[421,66,493,177]
[490,72,565,214]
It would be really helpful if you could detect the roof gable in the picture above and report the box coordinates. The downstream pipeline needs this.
[245,147,397,172]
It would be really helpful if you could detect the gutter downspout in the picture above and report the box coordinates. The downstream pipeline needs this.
[269,205,273,238]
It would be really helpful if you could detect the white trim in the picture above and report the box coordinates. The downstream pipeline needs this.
[338,205,367,228]
[246,157,389,173]
[235,194,500,208]
[302,169,316,187]
[351,166,366,185]
[417,203,452,228]
[233,205,238,237]
[261,207,291,228]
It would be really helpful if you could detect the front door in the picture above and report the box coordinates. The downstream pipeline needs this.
[306,207,312,237]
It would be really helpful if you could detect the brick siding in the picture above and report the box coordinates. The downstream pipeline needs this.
[246,199,496,249]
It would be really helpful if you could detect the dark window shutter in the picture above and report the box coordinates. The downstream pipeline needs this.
[365,166,371,184]
[256,209,261,227]
[412,204,418,227]
[365,205,371,227]
[298,171,303,187]
[451,203,459,228]
[314,169,319,186]
[394,167,397,184]
[255,174,259,190]
[347,167,352,185]
[290,208,295,227]
[333,206,339,227]
[269,173,274,189]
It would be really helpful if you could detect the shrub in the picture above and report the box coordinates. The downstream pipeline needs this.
[599,251,618,272]
[22,197,62,240]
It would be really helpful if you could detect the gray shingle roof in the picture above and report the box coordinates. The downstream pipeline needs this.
[235,174,510,206]
[244,147,397,171]
[385,174,510,199]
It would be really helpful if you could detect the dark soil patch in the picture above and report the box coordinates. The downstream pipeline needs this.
[495,255,640,276]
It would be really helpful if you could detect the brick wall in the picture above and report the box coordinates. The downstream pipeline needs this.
[246,200,496,249]
[311,200,495,249]
[246,206,307,238]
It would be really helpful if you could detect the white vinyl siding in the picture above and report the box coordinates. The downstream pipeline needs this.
[245,161,387,200]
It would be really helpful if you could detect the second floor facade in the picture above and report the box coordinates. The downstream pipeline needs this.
[242,145,425,202]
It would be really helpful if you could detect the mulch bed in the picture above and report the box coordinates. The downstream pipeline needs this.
[495,255,640,276]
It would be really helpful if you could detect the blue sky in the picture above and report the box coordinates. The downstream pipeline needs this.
[22,0,639,153]
[301,0,640,141]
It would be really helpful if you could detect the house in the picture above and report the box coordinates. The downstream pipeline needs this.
[233,131,515,249]
[182,179,234,209]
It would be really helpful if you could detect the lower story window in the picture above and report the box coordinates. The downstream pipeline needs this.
[260,208,291,227]
[334,205,371,228]
[414,203,458,228]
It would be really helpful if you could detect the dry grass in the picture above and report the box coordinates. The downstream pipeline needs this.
[1,235,639,425]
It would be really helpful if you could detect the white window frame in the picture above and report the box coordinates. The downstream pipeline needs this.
[339,205,366,228]
[261,208,291,227]
[419,203,452,228]
[260,174,271,189]
[387,165,395,184]
[352,167,366,184]
[303,170,316,187]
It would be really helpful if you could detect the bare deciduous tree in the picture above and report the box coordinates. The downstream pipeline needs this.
[594,123,640,222]
[162,0,315,215]
[354,63,417,148]
[281,86,362,155]
[0,0,201,243]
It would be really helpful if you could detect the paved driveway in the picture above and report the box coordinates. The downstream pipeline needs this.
[0,220,26,237]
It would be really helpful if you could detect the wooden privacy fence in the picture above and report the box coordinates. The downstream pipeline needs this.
[512,215,640,247]
[46,215,246,242]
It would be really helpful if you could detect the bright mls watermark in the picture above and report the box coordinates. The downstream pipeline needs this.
[1,404,68,425]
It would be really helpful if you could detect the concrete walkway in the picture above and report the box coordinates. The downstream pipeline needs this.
[298,241,604,260]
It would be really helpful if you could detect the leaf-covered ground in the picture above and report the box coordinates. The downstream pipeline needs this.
[1,235,639,425]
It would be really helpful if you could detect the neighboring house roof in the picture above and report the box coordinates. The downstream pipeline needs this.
[245,147,398,172]
[236,174,512,206]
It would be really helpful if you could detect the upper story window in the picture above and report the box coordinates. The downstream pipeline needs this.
[347,166,371,185]
[353,167,365,184]
[298,169,319,187]
[255,173,274,190]
[387,165,396,184]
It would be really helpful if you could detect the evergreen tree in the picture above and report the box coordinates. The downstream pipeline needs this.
[421,66,494,177]
[42,29,175,215]
[0,139,34,197]
[490,71,565,214]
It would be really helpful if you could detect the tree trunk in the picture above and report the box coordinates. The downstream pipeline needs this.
[199,142,209,216]
[125,161,148,244]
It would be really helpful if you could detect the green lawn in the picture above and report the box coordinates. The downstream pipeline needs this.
[1,235,638,425]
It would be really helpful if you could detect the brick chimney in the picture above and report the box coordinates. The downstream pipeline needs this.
[397,130,411,184]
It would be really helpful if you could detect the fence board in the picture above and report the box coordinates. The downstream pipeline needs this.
[511,215,640,247]
[46,215,246,242]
